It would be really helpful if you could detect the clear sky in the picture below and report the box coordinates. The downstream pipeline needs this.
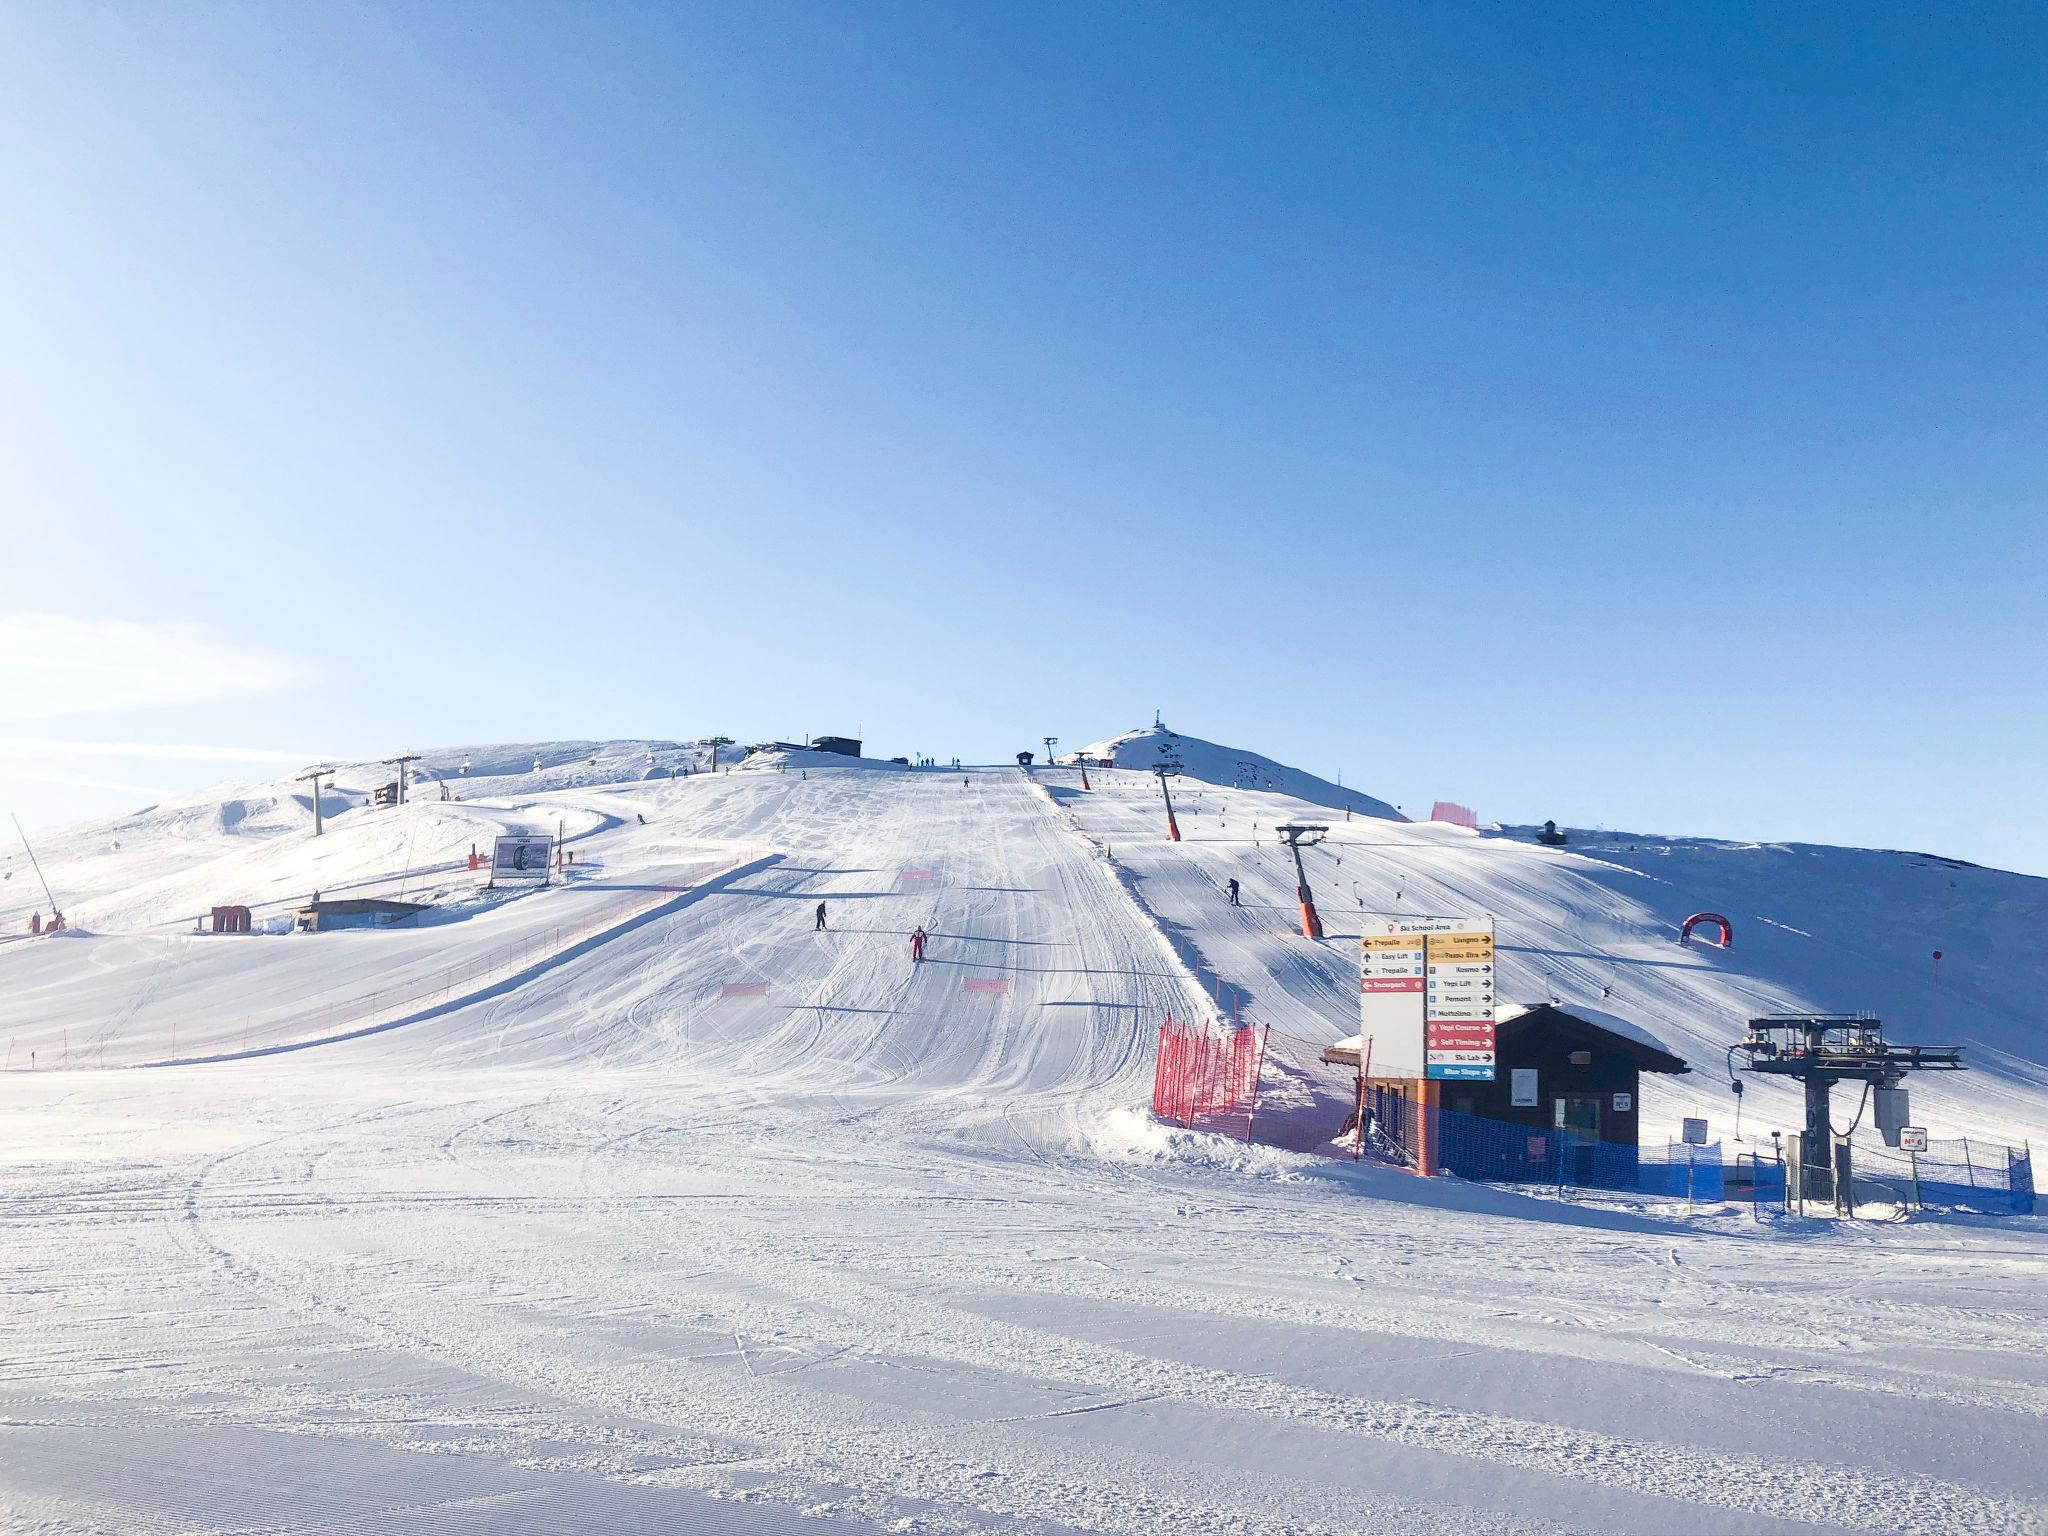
[2,3,2044,872]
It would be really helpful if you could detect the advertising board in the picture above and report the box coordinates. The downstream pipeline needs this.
[490,833,554,883]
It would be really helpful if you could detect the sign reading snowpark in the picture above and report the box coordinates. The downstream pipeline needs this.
[490,833,554,883]
[1359,916,1496,1081]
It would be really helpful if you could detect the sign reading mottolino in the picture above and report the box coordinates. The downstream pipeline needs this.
[490,833,554,883]
[1359,916,1496,1081]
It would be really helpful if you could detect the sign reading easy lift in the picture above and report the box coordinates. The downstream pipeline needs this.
[1360,916,1495,1081]
[491,833,554,881]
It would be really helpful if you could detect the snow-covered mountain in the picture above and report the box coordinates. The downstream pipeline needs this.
[1062,723,1402,820]
[4,728,2045,1535]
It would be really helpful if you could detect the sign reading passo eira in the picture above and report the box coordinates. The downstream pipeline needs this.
[1360,916,1496,1081]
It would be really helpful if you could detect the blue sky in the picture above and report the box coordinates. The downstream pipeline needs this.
[2,3,2043,872]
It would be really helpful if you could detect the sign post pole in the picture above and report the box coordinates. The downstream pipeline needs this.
[1900,1126,1928,1210]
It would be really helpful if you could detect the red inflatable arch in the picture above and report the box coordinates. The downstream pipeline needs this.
[1680,912,1733,948]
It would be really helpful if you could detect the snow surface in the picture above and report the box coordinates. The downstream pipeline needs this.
[3,737,2046,1534]
[1063,722,1402,820]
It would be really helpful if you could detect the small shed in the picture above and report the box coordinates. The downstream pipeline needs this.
[1326,1002,1689,1178]
[295,897,427,932]
[810,736,862,757]
[209,905,252,934]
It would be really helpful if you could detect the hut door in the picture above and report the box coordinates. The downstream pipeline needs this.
[1553,1096,1603,1184]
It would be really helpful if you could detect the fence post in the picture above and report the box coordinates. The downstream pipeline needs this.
[1242,1025,1269,1144]
[1962,1139,1977,1190]
[1908,1146,1921,1212]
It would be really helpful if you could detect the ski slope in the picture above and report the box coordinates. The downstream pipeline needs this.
[1041,751,2048,1145]
[3,737,2046,1535]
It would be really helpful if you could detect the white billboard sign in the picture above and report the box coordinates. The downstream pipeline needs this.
[490,833,554,883]
[1360,916,1495,1081]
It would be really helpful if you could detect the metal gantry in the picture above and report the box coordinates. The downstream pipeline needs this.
[1734,1014,1964,1211]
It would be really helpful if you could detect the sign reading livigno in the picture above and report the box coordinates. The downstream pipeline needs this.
[1359,916,1496,1081]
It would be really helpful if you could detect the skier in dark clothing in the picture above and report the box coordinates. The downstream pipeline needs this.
[814,902,827,931]
[910,926,927,962]
[1226,878,1241,907]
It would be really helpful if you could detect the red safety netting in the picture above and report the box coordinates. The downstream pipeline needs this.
[1151,1017,1263,1134]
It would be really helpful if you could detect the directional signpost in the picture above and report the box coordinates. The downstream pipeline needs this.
[1360,916,1495,1081]
[1425,923,1496,1081]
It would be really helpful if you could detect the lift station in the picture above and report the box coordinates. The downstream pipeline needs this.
[1735,1014,1965,1211]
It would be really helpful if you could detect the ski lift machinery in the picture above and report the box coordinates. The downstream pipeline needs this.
[1732,1014,1963,1213]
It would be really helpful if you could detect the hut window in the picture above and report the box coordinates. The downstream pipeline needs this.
[1569,1050,1592,1066]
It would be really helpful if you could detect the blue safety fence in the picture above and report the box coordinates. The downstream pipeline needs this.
[1225,1040,2034,1218]
[1848,1135,2034,1216]
[1371,1097,1734,1202]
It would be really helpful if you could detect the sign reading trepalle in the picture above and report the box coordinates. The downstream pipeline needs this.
[1359,916,1496,1081]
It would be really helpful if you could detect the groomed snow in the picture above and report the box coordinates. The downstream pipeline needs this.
[2,739,2045,1535]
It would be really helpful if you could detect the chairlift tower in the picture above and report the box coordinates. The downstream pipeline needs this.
[1275,824,1329,939]
[296,766,335,836]
[385,754,422,807]
[1152,764,1181,842]
[1043,736,1058,768]
[1734,1014,1964,1211]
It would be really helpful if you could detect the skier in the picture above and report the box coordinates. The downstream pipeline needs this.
[814,901,828,932]
[910,926,927,962]
[1226,877,1241,907]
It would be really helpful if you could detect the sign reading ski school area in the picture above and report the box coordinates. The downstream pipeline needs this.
[491,833,554,881]
[1360,916,1496,1082]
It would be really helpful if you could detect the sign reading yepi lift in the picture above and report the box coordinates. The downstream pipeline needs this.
[1734,1014,1964,1213]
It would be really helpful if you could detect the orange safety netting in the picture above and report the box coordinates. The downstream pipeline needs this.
[1150,1017,1264,1129]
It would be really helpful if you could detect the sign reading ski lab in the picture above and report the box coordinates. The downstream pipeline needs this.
[490,833,554,883]
[1360,917,1496,1081]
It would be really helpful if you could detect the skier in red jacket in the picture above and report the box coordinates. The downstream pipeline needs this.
[910,926,927,962]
